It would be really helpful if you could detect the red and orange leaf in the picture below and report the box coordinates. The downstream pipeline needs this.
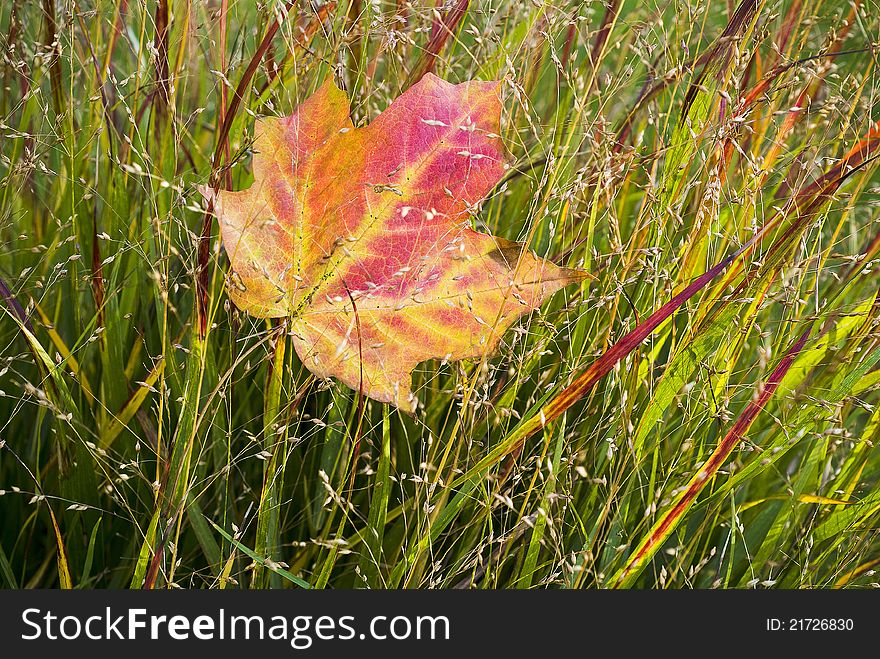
[202,74,584,410]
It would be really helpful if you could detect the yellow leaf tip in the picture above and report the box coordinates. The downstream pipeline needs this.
[566,267,596,282]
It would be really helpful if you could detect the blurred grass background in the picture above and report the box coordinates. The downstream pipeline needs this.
[2,0,880,588]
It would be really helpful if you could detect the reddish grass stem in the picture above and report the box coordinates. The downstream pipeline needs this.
[197,2,297,339]
[611,327,813,587]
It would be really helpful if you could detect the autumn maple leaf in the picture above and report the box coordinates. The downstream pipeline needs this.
[201,74,584,411]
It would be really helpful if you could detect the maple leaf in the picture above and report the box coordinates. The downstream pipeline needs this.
[201,74,585,411]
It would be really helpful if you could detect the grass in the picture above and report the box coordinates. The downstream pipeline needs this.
[1,0,880,589]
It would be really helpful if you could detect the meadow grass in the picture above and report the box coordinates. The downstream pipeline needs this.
[1,0,880,589]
